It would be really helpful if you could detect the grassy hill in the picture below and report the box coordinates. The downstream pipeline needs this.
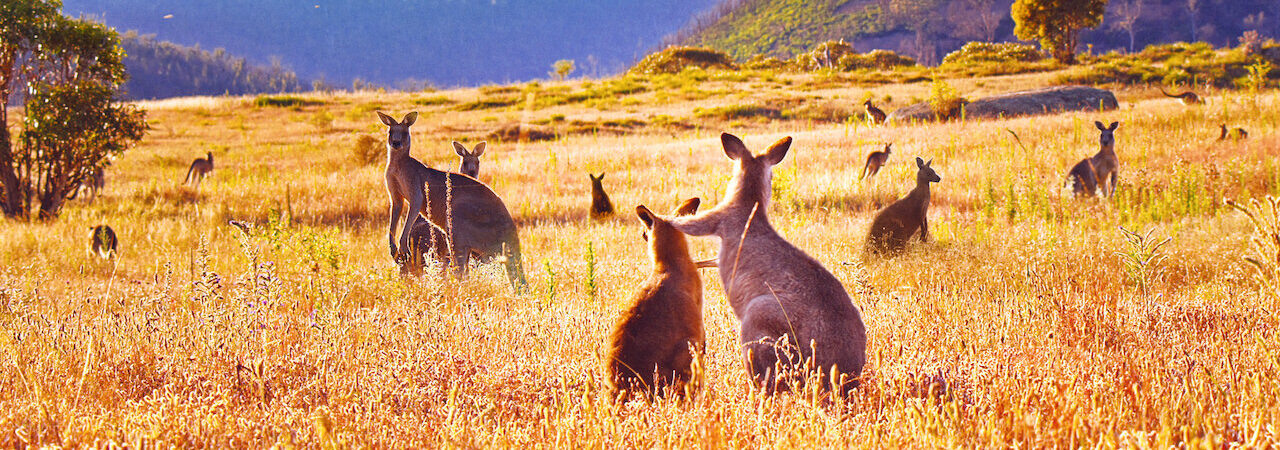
[3,61,1279,444]
[676,0,1280,63]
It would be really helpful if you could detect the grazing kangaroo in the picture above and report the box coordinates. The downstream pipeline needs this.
[864,100,887,125]
[184,152,214,187]
[1160,87,1203,105]
[665,133,867,395]
[88,225,117,260]
[607,198,704,398]
[452,141,486,178]
[1219,124,1248,141]
[589,173,615,220]
[865,157,941,256]
[860,143,892,181]
[379,111,528,290]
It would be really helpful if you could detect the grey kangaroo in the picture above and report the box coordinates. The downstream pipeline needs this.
[379,111,528,290]
[664,133,867,395]
[864,100,887,125]
[1160,87,1203,105]
[70,166,105,202]
[860,143,891,181]
[453,141,486,178]
[1218,124,1248,141]
[865,157,941,256]
[589,173,615,220]
[88,225,117,260]
[184,152,213,186]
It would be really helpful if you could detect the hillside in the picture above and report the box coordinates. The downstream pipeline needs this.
[676,0,1280,64]
[62,0,718,87]
[120,32,307,100]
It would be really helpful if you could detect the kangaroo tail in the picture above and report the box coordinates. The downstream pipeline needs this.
[504,238,529,293]
[184,165,195,184]
[859,159,870,181]
[1159,87,1177,98]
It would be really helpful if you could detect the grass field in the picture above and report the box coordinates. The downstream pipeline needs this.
[2,69,1279,446]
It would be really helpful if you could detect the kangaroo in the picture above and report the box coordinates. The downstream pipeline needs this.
[184,151,214,187]
[1089,121,1120,197]
[69,166,104,202]
[1160,87,1203,105]
[452,141,486,178]
[864,99,887,125]
[607,198,704,399]
[88,225,117,260]
[1218,124,1248,141]
[1065,157,1098,197]
[379,111,528,290]
[865,157,941,256]
[664,133,867,395]
[589,173,615,220]
[398,216,455,276]
[860,143,892,181]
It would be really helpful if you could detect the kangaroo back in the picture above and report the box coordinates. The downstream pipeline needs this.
[866,157,940,255]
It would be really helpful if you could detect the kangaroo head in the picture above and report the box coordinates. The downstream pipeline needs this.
[864,100,873,107]
[377,111,418,154]
[721,132,791,208]
[453,141,485,177]
[590,172,605,189]
[916,157,941,184]
[636,198,701,260]
[1094,121,1118,150]
[884,143,892,155]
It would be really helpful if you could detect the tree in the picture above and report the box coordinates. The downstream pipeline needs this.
[0,0,61,218]
[1109,0,1144,53]
[951,0,1005,43]
[551,59,575,81]
[890,0,946,65]
[0,2,147,220]
[1012,0,1109,64]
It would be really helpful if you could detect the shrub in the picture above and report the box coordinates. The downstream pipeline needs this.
[693,104,781,120]
[794,40,858,71]
[927,79,967,121]
[253,95,322,108]
[838,50,918,71]
[350,134,382,165]
[629,46,737,75]
[942,42,1044,66]
[413,96,453,106]
[742,55,788,71]
[456,95,521,111]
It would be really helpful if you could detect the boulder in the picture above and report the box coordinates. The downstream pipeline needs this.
[889,86,1118,123]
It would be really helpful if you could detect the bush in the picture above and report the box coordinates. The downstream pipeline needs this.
[942,42,1044,66]
[794,40,858,71]
[742,55,789,71]
[253,95,322,108]
[629,46,737,75]
[693,104,781,120]
[927,79,967,121]
[350,134,382,165]
[838,50,918,71]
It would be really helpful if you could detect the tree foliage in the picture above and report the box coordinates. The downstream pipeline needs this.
[0,0,148,220]
[1012,0,1109,64]
[120,31,305,100]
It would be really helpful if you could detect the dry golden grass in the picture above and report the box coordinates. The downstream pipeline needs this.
[2,70,1279,446]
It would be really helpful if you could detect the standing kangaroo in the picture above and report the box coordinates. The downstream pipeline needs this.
[865,157,941,256]
[1160,87,1202,105]
[589,173,615,220]
[864,100,887,125]
[379,111,528,290]
[88,225,117,260]
[860,143,892,181]
[453,141,486,178]
[607,198,704,398]
[184,152,214,187]
[1065,121,1120,197]
[1218,124,1248,141]
[665,133,867,394]
[69,166,105,202]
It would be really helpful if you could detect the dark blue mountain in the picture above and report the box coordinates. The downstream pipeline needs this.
[62,0,718,88]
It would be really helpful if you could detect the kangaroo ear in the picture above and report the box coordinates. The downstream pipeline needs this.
[763,136,792,165]
[598,172,605,180]
[1108,121,1119,131]
[401,111,418,126]
[1094,121,1106,131]
[675,197,701,216]
[916,156,925,168]
[377,111,396,126]
[886,143,892,151]
[926,158,933,167]
[721,132,750,161]
[635,205,655,229]
[452,141,468,156]
[472,142,486,156]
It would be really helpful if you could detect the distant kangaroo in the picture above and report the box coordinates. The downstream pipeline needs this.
[1160,87,1202,105]
[1218,124,1248,141]
[88,225,117,260]
[1065,121,1120,197]
[860,143,892,181]
[69,166,104,202]
[864,100,886,125]
[589,173,615,220]
[184,151,214,187]
[607,198,704,398]
[452,141,486,178]
[665,133,867,395]
[379,111,528,290]
[865,157,941,256]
